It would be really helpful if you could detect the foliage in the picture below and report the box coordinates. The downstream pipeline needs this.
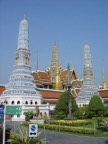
[73,110,83,119]
[38,123,94,135]
[88,95,105,117]
[98,118,108,131]
[0,127,11,144]
[55,91,78,119]
[47,120,91,126]
[6,125,44,144]
[103,106,108,117]
[41,113,49,123]
[24,111,33,121]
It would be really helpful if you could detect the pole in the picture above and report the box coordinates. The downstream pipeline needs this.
[3,104,6,144]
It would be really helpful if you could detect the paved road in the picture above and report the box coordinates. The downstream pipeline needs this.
[6,121,108,144]
[40,130,108,144]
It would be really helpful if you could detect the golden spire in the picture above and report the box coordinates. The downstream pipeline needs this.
[50,43,59,82]
[102,69,107,89]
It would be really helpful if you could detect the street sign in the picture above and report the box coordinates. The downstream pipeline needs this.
[0,105,4,111]
[6,106,22,115]
[29,124,38,137]
[0,105,4,120]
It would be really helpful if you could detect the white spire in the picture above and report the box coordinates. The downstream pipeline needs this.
[84,43,92,68]
[17,16,29,49]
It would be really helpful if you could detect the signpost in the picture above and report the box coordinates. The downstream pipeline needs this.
[6,106,22,115]
[29,124,38,137]
[2,104,5,144]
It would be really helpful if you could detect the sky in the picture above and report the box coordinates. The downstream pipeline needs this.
[0,0,108,87]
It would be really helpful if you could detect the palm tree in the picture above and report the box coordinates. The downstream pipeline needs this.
[6,125,45,144]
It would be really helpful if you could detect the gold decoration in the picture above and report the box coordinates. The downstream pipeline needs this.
[23,54,29,64]
[15,53,19,64]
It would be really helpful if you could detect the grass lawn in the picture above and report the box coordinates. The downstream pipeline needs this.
[78,118,108,137]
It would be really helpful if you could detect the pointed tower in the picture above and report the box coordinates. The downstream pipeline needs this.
[50,43,59,82]
[0,17,49,120]
[76,43,99,107]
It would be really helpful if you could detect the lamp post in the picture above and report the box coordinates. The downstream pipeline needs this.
[67,64,72,119]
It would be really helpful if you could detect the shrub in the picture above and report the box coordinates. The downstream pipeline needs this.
[98,118,108,131]
[47,120,91,127]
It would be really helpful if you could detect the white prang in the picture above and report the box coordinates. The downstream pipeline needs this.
[0,17,50,121]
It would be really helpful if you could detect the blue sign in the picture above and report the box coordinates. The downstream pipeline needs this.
[0,114,3,118]
[29,124,38,137]
[0,105,4,119]
[0,105,4,110]
[0,111,4,114]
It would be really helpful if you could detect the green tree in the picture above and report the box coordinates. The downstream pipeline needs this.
[7,125,44,144]
[55,91,78,119]
[88,95,105,117]
[24,111,33,121]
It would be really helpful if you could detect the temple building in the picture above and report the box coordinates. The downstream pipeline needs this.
[0,17,50,120]
[76,43,99,107]
[32,44,82,109]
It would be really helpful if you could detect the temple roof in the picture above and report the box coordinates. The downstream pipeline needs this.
[33,71,50,79]
[0,85,5,94]
[60,69,77,80]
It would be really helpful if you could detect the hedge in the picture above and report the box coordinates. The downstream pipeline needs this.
[22,122,95,135]
[47,120,92,127]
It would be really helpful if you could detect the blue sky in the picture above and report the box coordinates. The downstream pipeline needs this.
[0,0,108,86]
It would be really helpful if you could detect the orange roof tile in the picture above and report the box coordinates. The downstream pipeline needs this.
[33,73,39,80]
[42,99,58,103]
[99,90,108,97]
[0,86,5,94]
[60,70,67,79]
[39,72,49,79]
[40,90,62,99]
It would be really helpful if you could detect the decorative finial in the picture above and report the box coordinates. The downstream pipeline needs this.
[67,64,70,71]
[84,41,87,45]
[23,15,26,20]
[54,41,57,47]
